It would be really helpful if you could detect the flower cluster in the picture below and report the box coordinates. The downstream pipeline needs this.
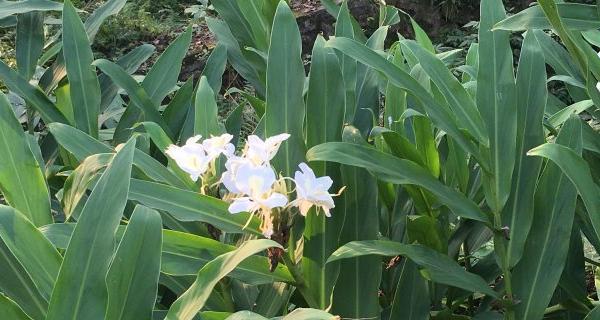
[165,133,340,238]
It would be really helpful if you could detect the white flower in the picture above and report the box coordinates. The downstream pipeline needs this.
[221,155,251,194]
[292,163,335,217]
[244,133,291,166]
[165,136,210,182]
[227,163,288,214]
[202,133,235,160]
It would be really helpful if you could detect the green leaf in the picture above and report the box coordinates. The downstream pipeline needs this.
[527,141,600,244]
[502,31,547,268]
[410,18,435,53]
[46,139,136,320]
[166,239,282,320]
[194,76,224,137]
[0,206,61,301]
[201,43,228,95]
[113,28,191,142]
[106,206,162,320]
[48,123,190,189]
[402,40,488,146]
[494,3,600,31]
[0,294,32,320]
[206,17,265,96]
[0,60,69,124]
[0,0,63,19]
[302,35,346,309]
[100,43,155,112]
[128,179,263,235]
[389,259,430,320]
[83,0,126,41]
[512,116,582,320]
[306,142,490,223]
[264,1,306,177]
[325,37,484,166]
[331,129,381,318]
[62,0,101,137]
[477,0,517,214]
[41,223,294,285]
[328,240,498,297]
[61,153,113,219]
[93,59,174,139]
[0,239,47,319]
[548,100,594,128]
[0,93,52,226]
[16,11,43,80]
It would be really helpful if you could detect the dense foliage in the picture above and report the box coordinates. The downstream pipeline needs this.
[0,0,599,319]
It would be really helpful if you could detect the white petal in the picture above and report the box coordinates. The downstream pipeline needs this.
[186,135,202,144]
[221,171,240,194]
[228,197,257,214]
[315,176,333,190]
[261,193,288,209]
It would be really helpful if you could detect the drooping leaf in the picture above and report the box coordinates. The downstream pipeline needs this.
[328,240,497,297]
[41,223,293,285]
[165,239,282,320]
[0,60,69,124]
[0,93,52,226]
[494,3,600,31]
[0,0,63,20]
[128,179,262,235]
[307,142,490,223]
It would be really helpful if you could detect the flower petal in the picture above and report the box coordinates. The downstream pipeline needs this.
[228,197,257,214]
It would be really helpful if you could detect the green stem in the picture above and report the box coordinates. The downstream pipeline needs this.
[493,214,515,320]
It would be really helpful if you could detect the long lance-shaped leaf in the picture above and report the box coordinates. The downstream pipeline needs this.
[0,60,68,124]
[113,27,191,143]
[41,223,293,285]
[331,128,380,318]
[206,17,265,97]
[16,11,43,80]
[493,3,600,31]
[307,142,490,224]
[0,294,31,320]
[106,206,162,320]
[100,44,155,112]
[527,142,600,243]
[93,59,174,139]
[328,240,498,297]
[194,76,224,137]
[512,116,582,320]
[502,31,547,268]
[0,239,47,319]
[38,0,127,92]
[264,1,306,176]
[335,0,357,124]
[302,35,346,309]
[0,206,61,301]
[48,123,190,189]
[477,0,517,214]
[165,239,282,320]
[128,179,263,235]
[402,40,488,146]
[62,0,101,137]
[46,139,135,320]
[0,0,63,19]
[325,37,486,168]
[0,93,52,226]
[389,259,430,320]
